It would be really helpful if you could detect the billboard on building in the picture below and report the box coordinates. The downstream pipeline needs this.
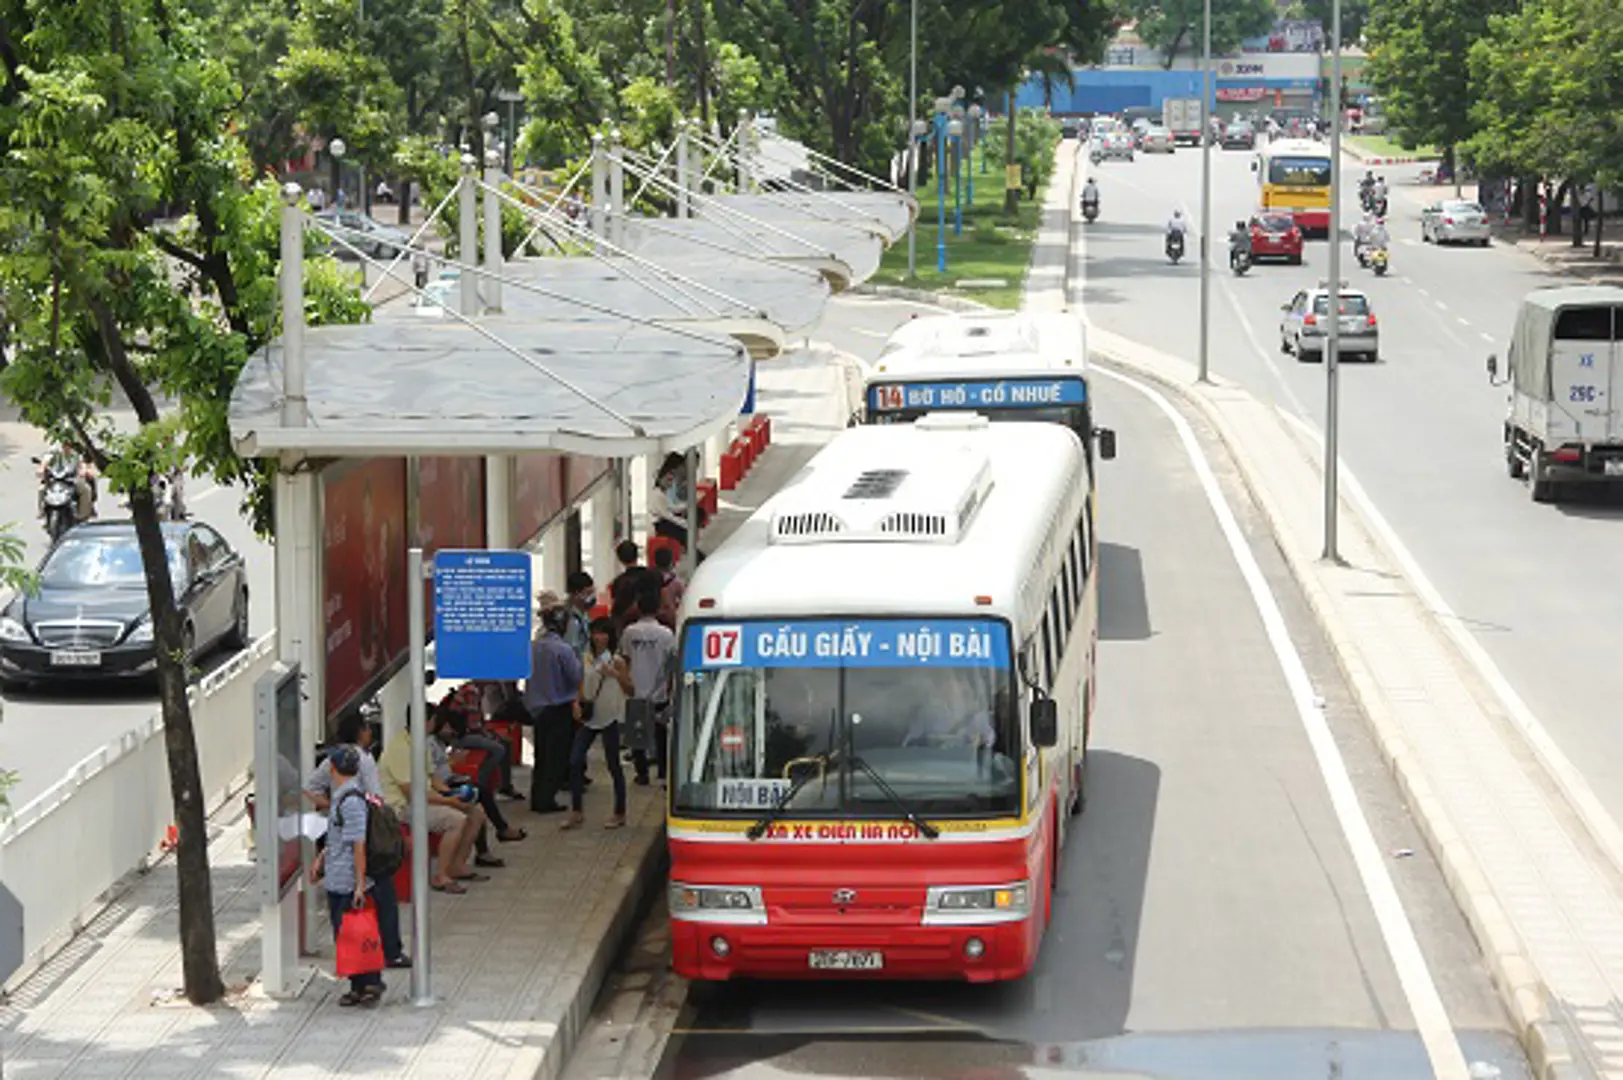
[323,457,409,722]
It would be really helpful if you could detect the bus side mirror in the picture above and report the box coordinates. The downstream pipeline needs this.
[1097,428,1117,461]
[1486,353,1498,381]
[1250,160,1259,172]
[1030,699,1058,749]
[847,409,862,428]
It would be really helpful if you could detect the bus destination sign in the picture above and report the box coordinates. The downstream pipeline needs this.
[869,377,1086,412]
[687,619,1011,670]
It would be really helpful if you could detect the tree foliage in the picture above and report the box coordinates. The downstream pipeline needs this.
[1364,0,1517,155]
[1293,0,1370,47]
[0,0,366,1005]
[1126,0,1275,68]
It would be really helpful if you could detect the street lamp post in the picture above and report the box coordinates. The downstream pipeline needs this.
[329,137,346,207]
[950,108,965,237]
[907,0,918,279]
[934,97,950,272]
[1197,0,1213,384]
[967,104,982,203]
[1324,0,1345,562]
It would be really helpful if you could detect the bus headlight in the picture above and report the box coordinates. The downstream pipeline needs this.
[922,882,1032,925]
[668,882,767,925]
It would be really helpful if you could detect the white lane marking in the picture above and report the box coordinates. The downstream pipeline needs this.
[850,327,889,338]
[1480,332,1496,344]
[1275,405,1623,907]
[192,485,223,502]
[1217,276,1312,419]
[1416,287,1431,297]
[1434,299,1449,311]
[1457,316,1470,327]
[1094,366,1471,1080]
[1400,238,1419,247]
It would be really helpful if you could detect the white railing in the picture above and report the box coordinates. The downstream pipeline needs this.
[0,633,277,991]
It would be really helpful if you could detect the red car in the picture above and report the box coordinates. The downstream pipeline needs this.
[1249,210,1304,264]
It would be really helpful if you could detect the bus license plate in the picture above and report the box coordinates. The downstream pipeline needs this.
[50,650,101,667]
[809,949,883,971]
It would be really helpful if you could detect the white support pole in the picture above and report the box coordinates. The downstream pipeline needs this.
[589,479,619,585]
[458,155,479,317]
[279,184,307,428]
[615,459,633,546]
[737,110,753,193]
[676,119,692,220]
[407,548,434,1006]
[1197,0,1213,384]
[540,517,569,597]
[590,133,608,245]
[608,129,626,248]
[1325,0,1345,563]
[485,454,512,550]
[683,446,701,577]
[483,150,504,313]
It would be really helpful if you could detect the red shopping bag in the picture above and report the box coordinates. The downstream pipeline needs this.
[334,899,385,977]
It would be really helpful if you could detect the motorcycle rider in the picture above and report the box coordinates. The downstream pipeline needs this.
[1359,170,1376,209]
[1166,209,1189,240]
[1228,219,1253,269]
[1353,211,1375,262]
[1371,174,1389,213]
[1081,176,1100,212]
[1368,215,1391,255]
[37,444,96,524]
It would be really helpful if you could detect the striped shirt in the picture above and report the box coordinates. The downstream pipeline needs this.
[325,779,372,894]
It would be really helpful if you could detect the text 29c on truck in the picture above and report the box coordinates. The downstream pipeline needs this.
[668,413,1098,981]
[859,311,1118,478]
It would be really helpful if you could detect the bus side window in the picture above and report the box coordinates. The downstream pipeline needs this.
[1060,544,1077,629]
[1041,608,1058,687]
[1078,505,1094,579]
[1066,522,1084,614]
[1050,581,1068,659]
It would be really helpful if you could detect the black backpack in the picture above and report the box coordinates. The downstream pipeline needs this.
[335,790,407,879]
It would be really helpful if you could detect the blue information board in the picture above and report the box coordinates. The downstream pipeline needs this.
[433,550,533,680]
[868,376,1086,412]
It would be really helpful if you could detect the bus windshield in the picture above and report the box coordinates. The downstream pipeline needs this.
[673,619,1021,819]
[1268,157,1332,186]
[864,377,1093,457]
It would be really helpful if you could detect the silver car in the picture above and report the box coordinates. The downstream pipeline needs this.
[313,210,412,260]
[1421,200,1491,246]
[1140,126,1175,153]
[1279,285,1380,362]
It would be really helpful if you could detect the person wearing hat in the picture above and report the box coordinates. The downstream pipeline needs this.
[522,588,584,813]
[309,745,386,1006]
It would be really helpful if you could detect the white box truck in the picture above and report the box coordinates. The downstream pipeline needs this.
[1162,97,1202,146]
[1490,286,1623,502]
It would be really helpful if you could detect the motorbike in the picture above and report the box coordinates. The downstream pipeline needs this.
[36,454,90,542]
[1089,148,1103,166]
[1166,230,1185,264]
[1082,199,1099,223]
[1369,246,1390,276]
[153,471,186,521]
[1230,245,1252,276]
[1355,240,1371,268]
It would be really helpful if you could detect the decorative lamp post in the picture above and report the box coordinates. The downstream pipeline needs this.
[329,137,346,208]
[908,118,928,278]
[968,104,984,193]
[949,109,965,237]
[934,96,951,273]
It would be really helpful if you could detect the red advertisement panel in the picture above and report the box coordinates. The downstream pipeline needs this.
[324,457,409,721]
[415,456,486,629]
[565,455,614,504]
[512,453,566,547]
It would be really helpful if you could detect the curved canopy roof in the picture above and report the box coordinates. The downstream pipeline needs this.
[705,192,915,244]
[229,318,749,459]
[493,253,830,357]
[619,216,881,293]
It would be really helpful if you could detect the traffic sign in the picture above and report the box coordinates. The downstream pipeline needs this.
[432,550,533,681]
[0,881,23,985]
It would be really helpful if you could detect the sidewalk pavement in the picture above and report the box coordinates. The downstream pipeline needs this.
[0,346,854,1080]
[1493,224,1623,286]
[1037,139,1617,1080]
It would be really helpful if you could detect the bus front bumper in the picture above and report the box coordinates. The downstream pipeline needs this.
[670,918,1037,983]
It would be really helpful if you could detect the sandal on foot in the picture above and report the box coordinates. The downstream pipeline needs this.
[473,854,505,868]
[452,871,491,882]
[358,985,385,1006]
[560,812,585,831]
[604,816,626,829]
[430,881,467,895]
[338,990,366,1007]
[497,828,528,842]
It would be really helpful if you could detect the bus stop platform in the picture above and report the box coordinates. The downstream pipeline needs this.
[0,342,857,1080]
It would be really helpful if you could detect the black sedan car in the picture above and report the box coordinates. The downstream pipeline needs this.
[1220,122,1257,150]
[0,520,250,685]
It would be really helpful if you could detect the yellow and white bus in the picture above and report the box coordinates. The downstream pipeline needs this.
[1253,137,1333,236]
[667,415,1097,982]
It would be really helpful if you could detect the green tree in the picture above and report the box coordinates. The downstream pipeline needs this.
[0,0,366,1004]
[1365,0,1517,161]
[1126,0,1275,68]
[1295,0,1371,47]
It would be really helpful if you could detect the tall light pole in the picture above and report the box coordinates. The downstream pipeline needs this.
[1197,0,1213,384]
[1324,0,1345,562]
[935,97,950,272]
[907,0,918,279]
[967,104,982,202]
[950,108,965,236]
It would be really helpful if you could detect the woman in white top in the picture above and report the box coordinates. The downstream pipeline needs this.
[564,618,634,829]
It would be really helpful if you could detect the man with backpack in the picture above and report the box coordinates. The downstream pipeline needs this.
[309,747,390,1004]
[304,713,410,970]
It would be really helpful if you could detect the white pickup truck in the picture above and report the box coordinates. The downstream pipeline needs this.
[1489,286,1623,502]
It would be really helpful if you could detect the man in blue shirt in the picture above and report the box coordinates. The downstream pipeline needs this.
[523,589,583,812]
[309,746,385,1006]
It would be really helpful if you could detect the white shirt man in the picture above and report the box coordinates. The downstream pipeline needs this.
[1166,211,1188,236]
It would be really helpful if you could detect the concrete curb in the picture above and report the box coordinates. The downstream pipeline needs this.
[1086,345,1591,1080]
[508,822,668,1080]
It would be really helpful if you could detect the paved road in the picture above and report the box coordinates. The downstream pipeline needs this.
[598,294,1529,1080]
[0,414,273,808]
[1077,142,1623,844]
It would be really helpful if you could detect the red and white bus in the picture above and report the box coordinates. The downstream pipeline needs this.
[667,413,1098,982]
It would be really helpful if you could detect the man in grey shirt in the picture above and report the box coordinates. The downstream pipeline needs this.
[621,585,677,785]
[523,590,584,812]
[304,712,382,811]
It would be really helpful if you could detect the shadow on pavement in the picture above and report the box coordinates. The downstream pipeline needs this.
[1098,542,1151,642]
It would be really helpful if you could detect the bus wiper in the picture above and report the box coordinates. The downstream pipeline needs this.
[846,754,941,840]
[747,758,826,841]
